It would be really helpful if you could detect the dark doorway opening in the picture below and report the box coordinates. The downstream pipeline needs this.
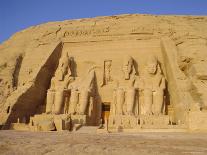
[101,102,110,124]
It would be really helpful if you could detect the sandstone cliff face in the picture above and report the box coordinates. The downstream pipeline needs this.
[0,14,207,126]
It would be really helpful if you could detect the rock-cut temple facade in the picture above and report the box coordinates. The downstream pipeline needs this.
[1,14,207,132]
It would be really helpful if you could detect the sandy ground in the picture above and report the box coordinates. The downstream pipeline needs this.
[0,130,207,155]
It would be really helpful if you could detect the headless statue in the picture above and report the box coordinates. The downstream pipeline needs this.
[67,68,95,115]
[141,56,166,115]
[46,52,74,114]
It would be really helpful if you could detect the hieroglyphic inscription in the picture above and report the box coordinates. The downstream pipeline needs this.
[63,27,110,37]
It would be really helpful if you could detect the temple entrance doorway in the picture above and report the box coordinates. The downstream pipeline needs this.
[101,102,110,124]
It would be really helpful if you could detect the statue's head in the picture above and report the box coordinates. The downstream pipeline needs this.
[147,56,158,75]
[123,56,133,80]
[68,56,74,64]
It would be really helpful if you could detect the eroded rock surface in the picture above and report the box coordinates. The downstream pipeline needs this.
[0,14,207,131]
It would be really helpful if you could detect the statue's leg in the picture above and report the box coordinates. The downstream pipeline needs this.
[116,89,125,115]
[153,90,164,115]
[69,90,79,114]
[111,91,117,115]
[46,90,54,114]
[53,90,64,114]
[126,88,135,115]
[63,91,70,114]
[143,89,152,115]
[79,90,89,115]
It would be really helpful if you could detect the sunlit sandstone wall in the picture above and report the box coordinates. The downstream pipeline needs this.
[0,14,207,127]
[62,39,165,101]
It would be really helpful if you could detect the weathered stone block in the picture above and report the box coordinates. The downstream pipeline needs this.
[109,115,138,129]
[140,115,170,128]
[189,111,207,131]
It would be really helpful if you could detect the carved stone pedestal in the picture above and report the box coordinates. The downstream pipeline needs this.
[29,113,87,131]
[139,115,170,128]
[108,115,138,129]
[30,114,71,131]
[108,114,171,131]
[70,114,87,125]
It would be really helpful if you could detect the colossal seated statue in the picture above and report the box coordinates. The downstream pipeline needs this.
[46,52,75,114]
[67,68,96,115]
[111,56,139,116]
[46,51,96,117]
[140,56,166,115]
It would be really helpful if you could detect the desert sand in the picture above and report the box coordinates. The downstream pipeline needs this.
[0,130,207,155]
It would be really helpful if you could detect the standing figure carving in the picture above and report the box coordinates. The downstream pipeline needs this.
[141,56,166,115]
[46,52,75,114]
[111,56,138,116]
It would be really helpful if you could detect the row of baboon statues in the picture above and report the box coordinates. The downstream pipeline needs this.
[45,52,166,117]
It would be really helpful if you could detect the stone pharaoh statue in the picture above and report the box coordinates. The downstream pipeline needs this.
[111,56,138,115]
[46,52,75,114]
[67,68,96,115]
[141,56,166,115]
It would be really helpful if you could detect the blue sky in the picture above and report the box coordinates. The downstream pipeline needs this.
[0,0,207,43]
